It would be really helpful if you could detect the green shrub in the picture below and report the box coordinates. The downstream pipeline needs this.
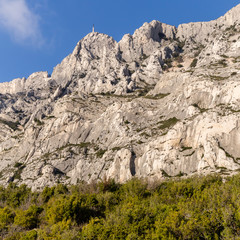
[158,117,179,130]
[0,207,15,230]
[14,205,43,229]
[177,41,185,49]
[96,149,107,158]
[34,118,44,126]
[14,162,23,168]
[5,184,31,208]
[40,186,55,203]
[19,230,38,240]
[0,119,20,131]
[2,175,240,238]
[190,58,198,68]
[46,194,101,225]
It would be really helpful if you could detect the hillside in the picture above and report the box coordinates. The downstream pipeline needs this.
[0,4,240,189]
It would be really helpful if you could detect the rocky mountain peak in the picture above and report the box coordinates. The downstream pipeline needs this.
[0,4,240,189]
[72,32,117,57]
[132,20,177,43]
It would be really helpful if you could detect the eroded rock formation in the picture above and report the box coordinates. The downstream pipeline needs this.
[1,4,240,189]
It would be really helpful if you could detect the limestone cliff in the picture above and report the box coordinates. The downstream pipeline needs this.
[0,4,240,189]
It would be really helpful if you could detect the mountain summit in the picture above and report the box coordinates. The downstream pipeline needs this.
[0,4,240,189]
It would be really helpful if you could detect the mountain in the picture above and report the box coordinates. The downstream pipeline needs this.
[0,4,240,189]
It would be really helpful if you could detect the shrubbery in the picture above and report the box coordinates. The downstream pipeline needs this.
[1,174,240,239]
[190,58,198,68]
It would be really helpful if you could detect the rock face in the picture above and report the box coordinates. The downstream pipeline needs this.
[0,4,240,189]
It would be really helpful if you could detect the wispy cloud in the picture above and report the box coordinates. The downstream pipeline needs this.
[0,0,43,45]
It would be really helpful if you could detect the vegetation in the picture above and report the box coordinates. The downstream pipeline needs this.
[2,174,240,239]
[177,40,185,50]
[12,163,26,181]
[0,118,20,131]
[209,75,228,81]
[158,117,179,130]
[192,103,208,113]
[96,149,107,158]
[140,53,149,61]
[193,44,205,57]
[217,59,227,67]
[34,118,44,126]
[190,58,198,68]
[164,58,173,69]
[144,93,170,100]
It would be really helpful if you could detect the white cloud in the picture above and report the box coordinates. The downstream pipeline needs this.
[0,0,43,45]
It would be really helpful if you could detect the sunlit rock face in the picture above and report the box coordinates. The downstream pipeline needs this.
[0,4,240,189]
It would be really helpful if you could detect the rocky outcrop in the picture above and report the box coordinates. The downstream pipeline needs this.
[0,4,240,189]
[177,4,240,44]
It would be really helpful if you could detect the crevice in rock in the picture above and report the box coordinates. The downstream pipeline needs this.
[130,151,136,176]
[97,163,106,179]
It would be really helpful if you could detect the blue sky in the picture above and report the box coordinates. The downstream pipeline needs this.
[0,0,239,83]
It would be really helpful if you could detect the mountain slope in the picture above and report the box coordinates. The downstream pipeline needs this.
[0,4,240,189]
